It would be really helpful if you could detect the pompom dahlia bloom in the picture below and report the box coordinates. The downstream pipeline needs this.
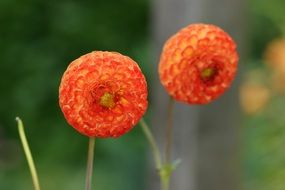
[159,24,238,104]
[59,51,148,138]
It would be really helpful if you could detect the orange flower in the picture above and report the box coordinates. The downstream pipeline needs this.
[59,51,148,138]
[159,24,238,104]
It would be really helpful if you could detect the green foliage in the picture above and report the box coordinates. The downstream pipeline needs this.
[243,97,285,190]
[243,0,285,189]
[248,0,285,60]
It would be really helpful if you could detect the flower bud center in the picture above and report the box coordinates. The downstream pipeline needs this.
[200,67,217,81]
[99,92,115,108]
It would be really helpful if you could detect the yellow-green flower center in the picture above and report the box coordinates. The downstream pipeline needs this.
[200,67,216,81]
[99,92,115,108]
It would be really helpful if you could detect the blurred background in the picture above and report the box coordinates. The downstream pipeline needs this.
[0,0,285,190]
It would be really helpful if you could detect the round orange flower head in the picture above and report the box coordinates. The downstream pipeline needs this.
[59,51,148,138]
[159,24,238,104]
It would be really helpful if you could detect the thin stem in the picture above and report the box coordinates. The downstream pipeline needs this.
[139,118,162,169]
[165,97,174,164]
[162,176,170,190]
[85,137,96,190]
[15,117,41,190]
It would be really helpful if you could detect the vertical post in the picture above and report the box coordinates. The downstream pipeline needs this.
[195,0,246,190]
[151,0,246,190]
[151,0,203,189]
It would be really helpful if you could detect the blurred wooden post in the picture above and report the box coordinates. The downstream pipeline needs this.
[150,0,245,190]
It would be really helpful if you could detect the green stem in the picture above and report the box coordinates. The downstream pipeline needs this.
[165,98,174,164]
[139,118,162,170]
[140,118,171,190]
[140,103,177,190]
[16,117,41,190]
[162,175,170,190]
[162,97,175,190]
[85,137,95,190]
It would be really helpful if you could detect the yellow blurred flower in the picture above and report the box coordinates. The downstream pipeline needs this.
[239,81,270,115]
[271,70,285,93]
[264,38,285,73]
